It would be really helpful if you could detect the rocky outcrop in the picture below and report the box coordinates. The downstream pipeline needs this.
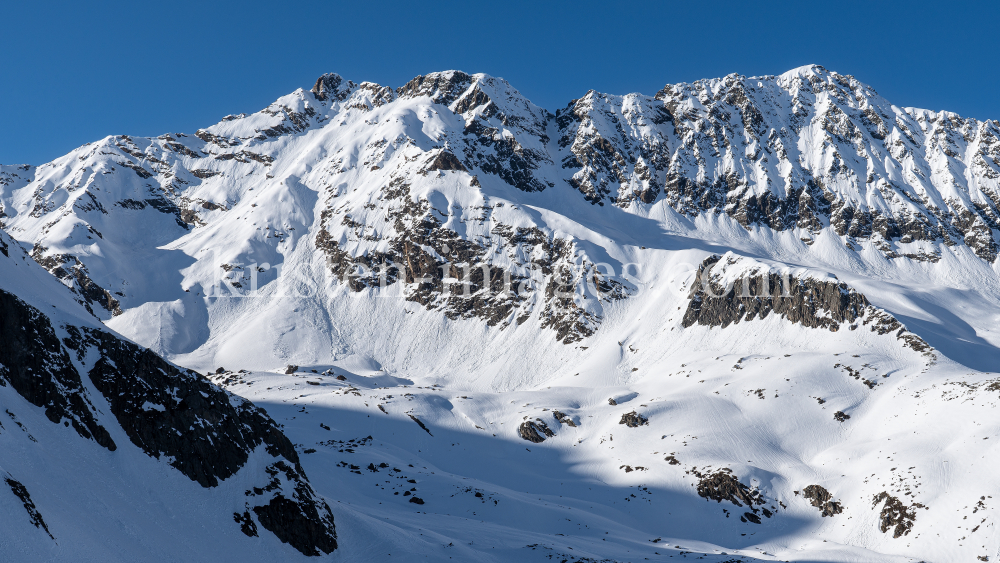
[0,284,337,555]
[4,476,53,540]
[0,289,115,449]
[518,419,555,443]
[683,255,932,354]
[552,410,577,427]
[30,245,122,317]
[693,467,775,524]
[619,411,648,427]
[873,492,926,538]
[696,469,765,508]
[244,461,338,555]
[802,485,844,517]
[315,177,630,343]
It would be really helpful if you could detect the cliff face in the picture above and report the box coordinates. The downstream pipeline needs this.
[681,254,931,354]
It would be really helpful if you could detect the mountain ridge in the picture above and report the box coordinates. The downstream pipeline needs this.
[3,65,1000,561]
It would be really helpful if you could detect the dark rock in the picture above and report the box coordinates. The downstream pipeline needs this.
[396,71,472,106]
[408,414,433,436]
[517,420,555,443]
[421,150,467,173]
[834,411,851,422]
[873,491,925,538]
[802,484,844,517]
[682,255,932,354]
[311,73,350,102]
[0,291,115,449]
[30,245,122,317]
[314,181,623,344]
[0,301,341,555]
[552,410,577,427]
[696,469,765,510]
[285,365,298,375]
[619,411,648,427]
[252,483,337,555]
[408,496,425,505]
[4,477,53,539]
[233,509,258,537]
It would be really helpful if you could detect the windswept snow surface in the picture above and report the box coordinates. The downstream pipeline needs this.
[4,66,1000,561]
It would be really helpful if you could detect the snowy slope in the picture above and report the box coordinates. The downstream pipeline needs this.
[3,66,1000,561]
[0,228,337,560]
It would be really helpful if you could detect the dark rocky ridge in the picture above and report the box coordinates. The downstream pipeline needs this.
[30,245,122,317]
[0,284,337,555]
[682,255,932,354]
[0,289,115,449]
[4,476,53,539]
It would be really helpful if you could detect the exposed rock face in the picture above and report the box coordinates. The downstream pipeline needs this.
[683,255,932,353]
[802,485,844,517]
[76,326,300,488]
[518,419,555,443]
[0,246,337,555]
[556,91,674,205]
[0,290,115,449]
[30,245,122,317]
[245,461,338,555]
[693,467,776,525]
[696,469,765,509]
[315,177,630,343]
[4,476,53,539]
[553,410,577,427]
[618,411,648,427]
[873,492,926,538]
[311,73,349,102]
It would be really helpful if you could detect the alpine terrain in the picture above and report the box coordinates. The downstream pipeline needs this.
[2,64,1000,561]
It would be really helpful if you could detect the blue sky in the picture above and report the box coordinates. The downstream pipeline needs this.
[2,0,998,164]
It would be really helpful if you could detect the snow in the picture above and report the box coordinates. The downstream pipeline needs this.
[2,66,1000,560]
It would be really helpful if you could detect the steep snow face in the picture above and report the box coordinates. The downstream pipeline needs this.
[4,67,1000,561]
[0,228,337,560]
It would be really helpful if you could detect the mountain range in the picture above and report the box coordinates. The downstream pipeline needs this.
[2,64,999,562]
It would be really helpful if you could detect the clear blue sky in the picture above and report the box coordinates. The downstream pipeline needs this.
[2,0,998,164]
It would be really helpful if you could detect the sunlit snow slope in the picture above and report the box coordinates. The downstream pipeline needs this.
[4,65,1000,561]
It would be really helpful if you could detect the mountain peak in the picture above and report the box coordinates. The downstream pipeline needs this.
[311,72,351,101]
[779,63,829,79]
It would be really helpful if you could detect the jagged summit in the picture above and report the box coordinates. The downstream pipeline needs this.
[310,72,349,101]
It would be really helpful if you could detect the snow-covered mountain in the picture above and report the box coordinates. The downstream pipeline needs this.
[3,65,1000,561]
[0,228,336,560]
